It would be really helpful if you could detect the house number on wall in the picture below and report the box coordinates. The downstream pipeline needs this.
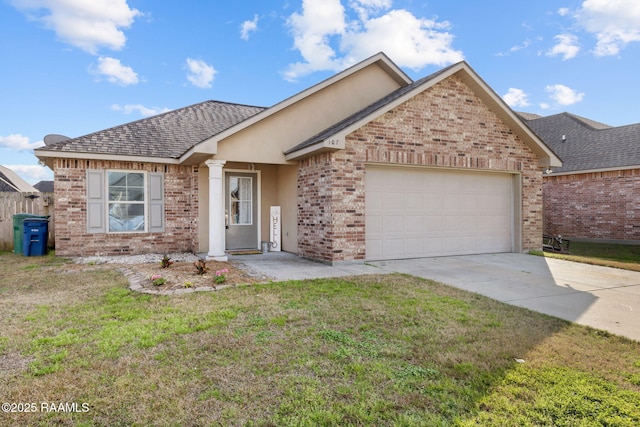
[327,139,340,146]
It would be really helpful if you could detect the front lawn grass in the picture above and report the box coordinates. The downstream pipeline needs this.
[534,241,640,272]
[1,253,639,426]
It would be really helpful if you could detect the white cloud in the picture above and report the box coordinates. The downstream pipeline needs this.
[342,10,464,69]
[186,58,217,89]
[502,88,531,108]
[111,104,171,117]
[284,0,463,81]
[3,164,53,184]
[91,57,139,86]
[285,0,348,80]
[10,0,141,54]
[496,39,532,56]
[0,134,44,151]
[350,0,392,20]
[547,34,580,60]
[558,8,571,17]
[575,0,640,56]
[240,15,259,40]
[546,84,585,106]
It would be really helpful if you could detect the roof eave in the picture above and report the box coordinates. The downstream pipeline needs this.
[179,141,217,165]
[284,139,345,161]
[545,164,640,176]
[35,149,181,166]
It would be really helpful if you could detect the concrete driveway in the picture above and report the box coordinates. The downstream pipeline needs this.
[232,252,640,342]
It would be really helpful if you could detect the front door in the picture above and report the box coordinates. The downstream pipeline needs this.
[225,172,258,250]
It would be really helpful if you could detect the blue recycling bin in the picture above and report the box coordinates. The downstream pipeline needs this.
[13,214,48,254]
[22,218,49,256]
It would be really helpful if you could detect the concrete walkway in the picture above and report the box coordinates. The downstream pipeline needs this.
[231,252,640,342]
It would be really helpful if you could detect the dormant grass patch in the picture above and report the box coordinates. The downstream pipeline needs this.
[0,252,638,425]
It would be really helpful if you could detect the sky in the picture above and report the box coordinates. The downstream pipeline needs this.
[2,0,640,184]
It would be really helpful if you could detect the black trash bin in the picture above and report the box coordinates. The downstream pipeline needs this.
[12,214,48,254]
[22,218,49,256]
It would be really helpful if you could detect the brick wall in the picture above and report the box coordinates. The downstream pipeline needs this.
[298,75,543,263]
[543,169,640,241]
[53,158,199,257]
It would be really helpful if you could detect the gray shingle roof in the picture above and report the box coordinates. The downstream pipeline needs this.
[522,112,640,173]
[34,181,54,192]
[517,112,543,121]
[37,101,265,159]
[0,170,18,192]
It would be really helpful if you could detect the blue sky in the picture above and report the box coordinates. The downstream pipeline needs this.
[2,0,640,184]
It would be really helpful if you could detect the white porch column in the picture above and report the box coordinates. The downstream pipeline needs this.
[205,159,227,261]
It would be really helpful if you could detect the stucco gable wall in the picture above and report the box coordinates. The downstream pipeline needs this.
[53,159,199,257]
[298,75,543,262]
[213,63,405,164]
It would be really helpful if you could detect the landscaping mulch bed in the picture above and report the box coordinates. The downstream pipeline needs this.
[131,259,262,291]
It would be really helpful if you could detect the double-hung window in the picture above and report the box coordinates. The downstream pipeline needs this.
[108,172,146,232]
[86,170,164,234]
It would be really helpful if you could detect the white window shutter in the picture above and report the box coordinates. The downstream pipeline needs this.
[148,172,165,232]
[86,170,105,233]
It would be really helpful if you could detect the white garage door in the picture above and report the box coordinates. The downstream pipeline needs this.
[366,166,514,261]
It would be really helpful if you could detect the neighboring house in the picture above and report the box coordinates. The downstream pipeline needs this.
[35,53,560,263]
[522,112,640,243]
[34,180,54,193]
[0,165,38,192]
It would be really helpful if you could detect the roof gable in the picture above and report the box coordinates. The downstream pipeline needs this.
[0,165,38,192]
[285,61,562,168]
[182,52,413,164]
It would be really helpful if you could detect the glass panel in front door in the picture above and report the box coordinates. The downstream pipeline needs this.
[229,176,252,225]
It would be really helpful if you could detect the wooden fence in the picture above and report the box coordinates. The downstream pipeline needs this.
[0,192,55,252]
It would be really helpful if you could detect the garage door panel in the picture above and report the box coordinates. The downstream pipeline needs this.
[367,215,383,237]
[460,215,478,231]
[367,239,383,260]
[366,166,514,260]
[384,239,405,259]
[443,196,461,210]
[405,215,426,231]
[383,215,404,233]
[383,193,403,210]
[478,234,511,252]
[367,191,383,210]
[423,215,443,233]
[405,238,424,256]
[424,237,443,253]
[460,196,479,210]
[425,195,443,213]
[404,193,426,211]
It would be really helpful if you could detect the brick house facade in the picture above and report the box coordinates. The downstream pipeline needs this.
[523,112,640,243]
[543,170,640,241]
[36,53,560,262]
[297,76,544,263]
[53,158,199,257]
